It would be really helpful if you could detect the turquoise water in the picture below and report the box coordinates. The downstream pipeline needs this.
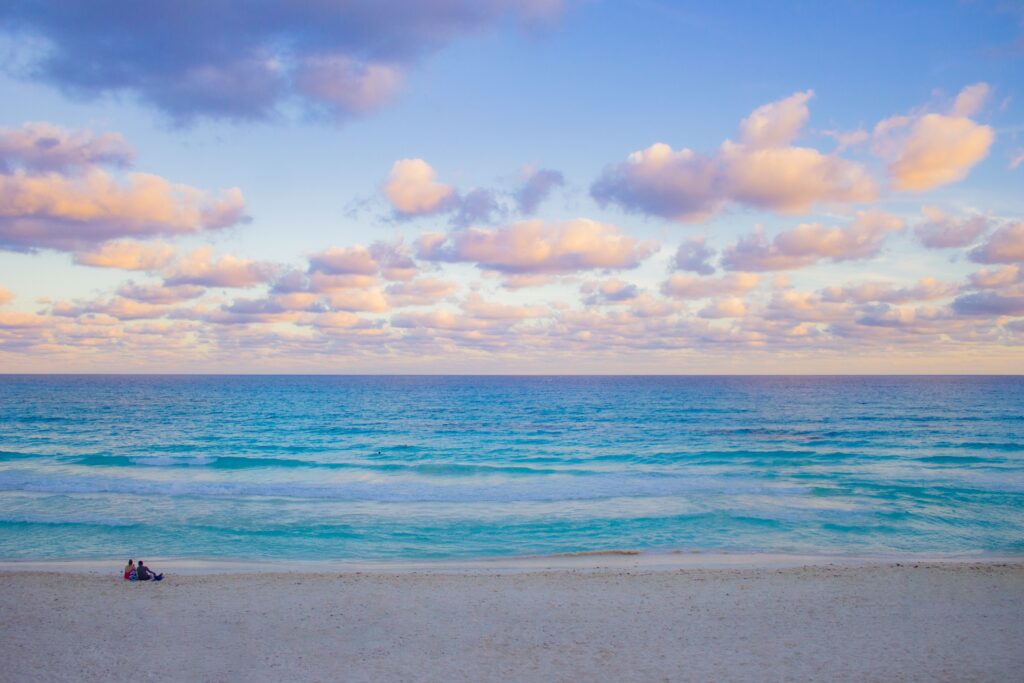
[0,375,1022,561]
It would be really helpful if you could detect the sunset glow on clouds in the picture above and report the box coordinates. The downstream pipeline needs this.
[0,1,1021,372]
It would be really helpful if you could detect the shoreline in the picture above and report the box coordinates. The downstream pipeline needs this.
[2,549,1021,575]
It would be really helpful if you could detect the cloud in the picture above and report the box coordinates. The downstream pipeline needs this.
[416,218,657,275]
[309,245,380,276]
[384,159,458,217]
[914,206,989,248]
[0,122,133,173]
[699,297,747,319]
[308,241,417,282]
[0,122,247,252]
[452,188,502,227]
[327,288,389,313]
[672,236,716,275]
[515,168,564,214]
[721,211,903,271]
[0,1,562,123]
[968,265,1022,290]
[1011,150,1024,171]
[591,91,877,222]
[820,278,956,304]
[581,278,641,305]
[873,83,994,191]
[385,278,458,307]
[0,288,13,306]
[116,281,205,305]
[461,293,548,320]
[952,291,1024,317]
[163,248,277,288]
[661,272,759,299]
[73,240,176,270]
[51,297,168,320]
[969,222,1024,264]
[950,83,992,118]
[293,56,403,119]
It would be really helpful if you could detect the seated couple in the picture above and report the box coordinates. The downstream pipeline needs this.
[123,559,163,581]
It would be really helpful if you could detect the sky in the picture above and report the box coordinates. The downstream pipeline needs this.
[0,0,1022,373]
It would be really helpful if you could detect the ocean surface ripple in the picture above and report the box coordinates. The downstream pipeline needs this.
[0,375,1021,560]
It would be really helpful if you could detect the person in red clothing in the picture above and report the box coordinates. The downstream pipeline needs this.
[123,559,135,580]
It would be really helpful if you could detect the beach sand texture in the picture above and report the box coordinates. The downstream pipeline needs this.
[2,562,1022,682]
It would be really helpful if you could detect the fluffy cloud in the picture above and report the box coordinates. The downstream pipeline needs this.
[699,297,747,319]
[591,91,877,222]
[308,241,417,282]
[581,278,641,305]
[969,222,1024,264]
[515,168,565,214]
[914,206,989,248]
[673,236,716,275]
[385,278,458,307]
[384,159,458,217]
[661,273,759,299]
[73,240,176,270]
[0,288,13,306]
[417,219,657,275]
[874,83,994,191]
[0,1,562,123]
[721,211,903,271]
[820,278,956,304]
[0,122,133,173]
[163,248,277,288]
[968,265,1022,290]
[0,123,247,252]
[952,291,1024,317]
[116,281,205,305]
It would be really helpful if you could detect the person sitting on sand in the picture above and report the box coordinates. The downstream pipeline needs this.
[123,559,135,580]
[136,560,163,582]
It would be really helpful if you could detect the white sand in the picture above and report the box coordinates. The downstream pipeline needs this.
[1,559,1022,682]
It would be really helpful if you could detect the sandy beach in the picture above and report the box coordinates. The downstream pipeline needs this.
[1,558,1022,682]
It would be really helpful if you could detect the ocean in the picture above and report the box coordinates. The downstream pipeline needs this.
[0,375,1022,562]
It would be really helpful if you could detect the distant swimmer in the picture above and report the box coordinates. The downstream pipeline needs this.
[135,560,163,581]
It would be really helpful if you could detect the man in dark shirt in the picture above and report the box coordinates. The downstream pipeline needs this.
[136,560,163,581]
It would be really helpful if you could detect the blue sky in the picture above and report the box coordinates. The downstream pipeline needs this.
[0,0,1021,372]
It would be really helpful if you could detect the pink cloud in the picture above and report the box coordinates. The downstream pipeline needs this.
[294,56,403,119]
[163,248,277,288]
[661,272,759,299]
[73,240,176,270]
[874,84,994,191]
[820,278,956,304]
[461,293,548,320]
[914,206,989,248]
[416,218,657,276]
[327,288,389,313]
[0,287,13,306]
[581,278,641,305]
[699,297,747,319]
[0,123,246,253]
[116,281,205,304]
[308,241,417,281]
[385,278,458,307]
[384,159,458,217]
[722,211,903,271]
[673,236,716,275]
[0,122,134,173]
[969,222,1024,264]
[968,265,1022,290]
[591,91,876,222]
